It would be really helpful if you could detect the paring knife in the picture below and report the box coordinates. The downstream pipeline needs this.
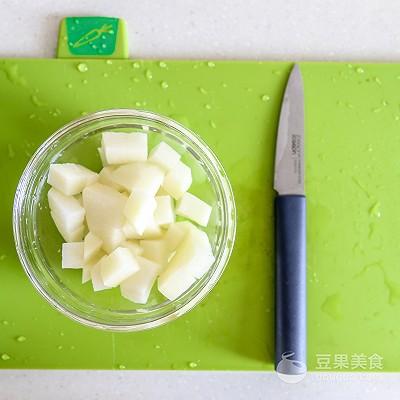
[274,64,307,379]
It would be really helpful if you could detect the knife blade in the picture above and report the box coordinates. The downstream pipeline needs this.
[274,64,307,381]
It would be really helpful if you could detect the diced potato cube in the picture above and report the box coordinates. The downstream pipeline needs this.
[101,132,147,164]
[122,219,163,240]
[83,183,127,252]
[162,161,192,199]
[111,162,164,195]
[176,192,212,227]
[100,247,140,287]
[91,255,111,291]
[62,242,84,269]
[120,256,162,304]
[164,221,196,251]
[121,240,143,256]
[82,251,105,284]
[47,188,85,228]
[47,163,98,195]
[163,226,215,281]
[51,211,84,242]
[148,142,181,171]
[97,147,108,167]
[156,187,169,196]
[98,166,124,192]
[158,266,196,301]
[140,239,170,265]
[154,195,175,227]
[124,192,157,235]
[83,232,103,263]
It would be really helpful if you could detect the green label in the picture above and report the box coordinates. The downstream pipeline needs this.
[66,17,118,56]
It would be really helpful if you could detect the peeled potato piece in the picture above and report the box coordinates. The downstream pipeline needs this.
[163,221,196,252]
[158,266,196,301]
[140,239,170,265]
[122,219,163,240]
[162,161,192,200]
[48,188,85,226]
[83,232,103,263]
[82,251,105,284]
[91,255,111,292]
[100,247,140,288]
[82,183,127,253]
[121,240,143,256]
[101,132,147,164]
[148,142,181,171]
[111,162,164,195]
[47,163,97,196]
[51,211,84,242]
[154,195,175,227]
[120,256,162,304]
[124,191,157,235]
[62,242,84,269]
[98,166,124,192]
[176,192,212,227]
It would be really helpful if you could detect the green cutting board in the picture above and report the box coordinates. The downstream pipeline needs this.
[1,58,400,371]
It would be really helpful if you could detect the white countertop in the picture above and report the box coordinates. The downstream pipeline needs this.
[1,0,400,398]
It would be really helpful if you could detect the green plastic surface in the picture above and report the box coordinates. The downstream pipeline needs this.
[1,59,399,371]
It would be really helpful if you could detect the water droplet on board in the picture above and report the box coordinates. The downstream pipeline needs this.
[159,61,167,68]
[321,293,342,320]
[356,67,364,74]
[372,107,382,113]
[16,336,26,343]
[209,120,217,128]
[7,144,15,159]
[106,60,112,65]
[374,77,382,85]
[60,331,65,337]
[57,345,63,350]
[67,83,73,89]
[2,63,27,86]
[160,81,168,89]
[31,95,45,107]
[103,73,108,78]
[77,63,88,73]
[70,345,75,350]
[145,69,153,80]
[204,103,212,110]
[207,61,215,68]
[154,344,161,350]
[118,364,126,370]
[82,79,88,85]
[221,82,228,88]
[132,62,141,69]
[198,87,207,94]
[2,320,9,325]
[188,361,198,368]
[261,94,270,102]
[369,201,382,218]
[1,354,10,361]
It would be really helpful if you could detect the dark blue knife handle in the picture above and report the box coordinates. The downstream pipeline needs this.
[275,195,306,374]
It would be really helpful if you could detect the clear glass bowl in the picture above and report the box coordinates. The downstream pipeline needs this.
[13,109,236,331]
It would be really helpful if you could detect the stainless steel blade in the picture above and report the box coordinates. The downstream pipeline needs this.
[274,64,305,195]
